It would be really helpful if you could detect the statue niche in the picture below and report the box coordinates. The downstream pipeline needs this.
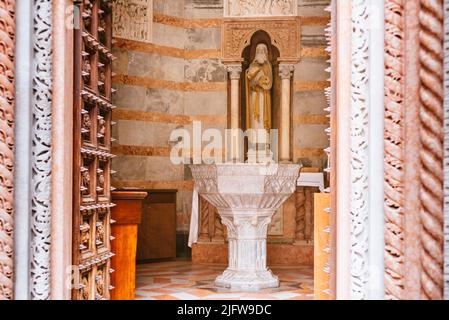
[241,31,280,163]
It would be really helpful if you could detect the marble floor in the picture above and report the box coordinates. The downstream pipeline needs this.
[135,261,314,300]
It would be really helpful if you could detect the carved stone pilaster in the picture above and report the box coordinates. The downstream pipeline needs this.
[350,0,369,300]
[419,0,445,300]
[30,0,52,300]
[0,0,15,301]
[226,64,242,139]
[279,64,294,163]
[444,0,449,301]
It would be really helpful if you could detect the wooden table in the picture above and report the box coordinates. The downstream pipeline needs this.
[110,191,147,300]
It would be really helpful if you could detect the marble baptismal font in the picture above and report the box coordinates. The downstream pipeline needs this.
[190,164,300,290]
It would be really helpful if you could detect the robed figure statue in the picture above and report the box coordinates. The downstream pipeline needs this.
[245,43,273,162]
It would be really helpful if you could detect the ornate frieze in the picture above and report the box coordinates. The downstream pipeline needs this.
[112,0,153,43]
[419,0,445,300]
[30,0,52,300]
[221,18,301,64]
[0,0,15,301]
[350,0,370,300]
[224,0,298,17]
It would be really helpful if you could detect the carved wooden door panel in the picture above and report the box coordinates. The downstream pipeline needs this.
[73,0,115,300]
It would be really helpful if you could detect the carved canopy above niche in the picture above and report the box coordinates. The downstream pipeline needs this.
[224,0,298,17]
[221,18,301,64]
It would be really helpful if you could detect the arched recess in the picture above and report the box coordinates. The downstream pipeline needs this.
[239,30,281,136]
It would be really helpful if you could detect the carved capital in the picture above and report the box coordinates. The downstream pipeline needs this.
[279,64,295,79]
[226,65,242,80]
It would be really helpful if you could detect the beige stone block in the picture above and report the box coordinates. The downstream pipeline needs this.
[117,120,181,147]
[153,0,185,17]
[112,48,129,75]
[152,23,186,49]
[302,25,326,36]
[184,91,227,115]
[112,156,184,181]
[128,51,185,82]
[151,122,182,147]
[185,28,221,50]
[117,120,154,146]
[184,5,224,19]
[144,156,185,181]
[145,88,184,114]
[298,1,331,16]
[113,84,146,109]
[293,124,329,149]
[294,57,329,81]
[293,91,327,115]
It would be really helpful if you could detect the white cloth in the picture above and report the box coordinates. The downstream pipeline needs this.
[297,172,325,192]
[188,185,199,247]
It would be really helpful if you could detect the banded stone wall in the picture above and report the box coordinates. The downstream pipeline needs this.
[111,0,330,233]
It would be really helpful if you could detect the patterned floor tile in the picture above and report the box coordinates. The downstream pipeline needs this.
[135,261,314,300]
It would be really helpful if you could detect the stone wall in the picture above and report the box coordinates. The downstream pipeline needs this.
[111,0,330,234]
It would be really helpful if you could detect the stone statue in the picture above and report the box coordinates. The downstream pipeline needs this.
[245,43,273,162]
[246,43,273,131]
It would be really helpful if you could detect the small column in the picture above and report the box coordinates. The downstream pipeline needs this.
[279,64,295,163]
[226,65,242,161]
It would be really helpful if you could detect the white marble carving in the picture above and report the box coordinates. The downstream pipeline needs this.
[112,0,153,43]
[190,164,300,290]
[350,0,369,300]
[224,0,298,17]
[30,0,53,300]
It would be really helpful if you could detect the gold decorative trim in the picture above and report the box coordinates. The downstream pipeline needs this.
[293,115,329,125]
[294,148,327,158]
[113,74,227,92]
[294,80,329,92]
[301,16,330,26]
[301,47,328,58]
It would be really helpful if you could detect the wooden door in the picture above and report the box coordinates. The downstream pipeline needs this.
[137,191,177,261]
[72,0,115,300]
